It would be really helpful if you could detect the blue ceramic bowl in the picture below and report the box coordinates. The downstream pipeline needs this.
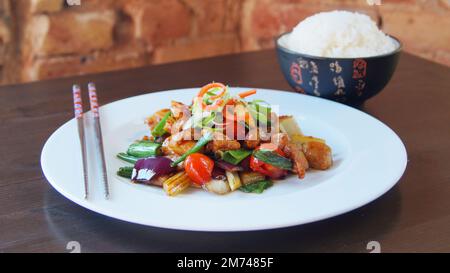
[276,32,402,104]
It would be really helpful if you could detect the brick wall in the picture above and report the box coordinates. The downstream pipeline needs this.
[0,0,448,85]
[0,0,12,84]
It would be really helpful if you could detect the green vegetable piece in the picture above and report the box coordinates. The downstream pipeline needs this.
[170,131,214,167]
[117,152,139,164]
[151,111,171,137]
[256,103,271,118]
[222,149,252,165]
[202,112,216,127]
[239,180,273,193]
[127,141,161,158]
[253,149,293,170]
[117,166,133,179]
[247,100,271,125]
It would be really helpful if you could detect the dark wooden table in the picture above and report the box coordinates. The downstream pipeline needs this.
[1,50,449,253]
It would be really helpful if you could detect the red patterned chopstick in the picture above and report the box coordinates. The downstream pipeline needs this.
[88,83,110,199]
[88,83,99,118]
[73,85,83,119]
[72,84,89,199]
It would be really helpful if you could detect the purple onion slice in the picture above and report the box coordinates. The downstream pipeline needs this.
[215,160,244,172]
[212,166,226,181]
[132,157,175,183]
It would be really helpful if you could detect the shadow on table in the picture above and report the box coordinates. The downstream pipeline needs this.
[44,186,402,253]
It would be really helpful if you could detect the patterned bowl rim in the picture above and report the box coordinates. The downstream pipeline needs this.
[275,31,403,60]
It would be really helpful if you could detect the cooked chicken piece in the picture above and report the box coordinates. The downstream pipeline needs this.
[206,140,241,153]
[169,101,191,134]
[278,115,292,123]
[171,100,190,119]
[133,174,169,187]
[162,139,196,156]
[161,129,198,156]
[244,139,260,150]
[271,132,289,150]
[284,143,309,179]
[170,117,187,134]
[174,128,197,141]
[302,141,333,170]
[206,132,241,153]
[243,128,260,149]
[150,175,170,187]
[165,154,185,171]
[146,109,170,131]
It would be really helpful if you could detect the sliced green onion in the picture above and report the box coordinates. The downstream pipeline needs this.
[253,149,292,170]
[170,131,214,167]
[222,149,252,165]
[151,111,171,137]
[239,180,273,193]
[202,112,216,127]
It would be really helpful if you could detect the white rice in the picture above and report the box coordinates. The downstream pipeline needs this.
[281,10,398,58]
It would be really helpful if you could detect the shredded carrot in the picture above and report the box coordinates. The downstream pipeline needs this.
[204,99,223,111]
[238,89,257,98]
[197,82,227,110]
[197,82,226,99]
[209,87,227,100]
[245,112,253,125]
[225,98,236,106]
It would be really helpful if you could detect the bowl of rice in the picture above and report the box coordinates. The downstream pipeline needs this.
[276,10,401,104]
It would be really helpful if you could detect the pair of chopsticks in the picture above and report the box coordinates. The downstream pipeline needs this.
[72,83,109,200]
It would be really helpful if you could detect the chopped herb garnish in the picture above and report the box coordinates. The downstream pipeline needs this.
[240,180,273,193]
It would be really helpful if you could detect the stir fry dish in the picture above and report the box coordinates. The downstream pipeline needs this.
[116,82,333,196]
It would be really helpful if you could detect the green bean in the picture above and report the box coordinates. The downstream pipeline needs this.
[127,141,161,158]
[117,166,133,179]
[117,153,139,164]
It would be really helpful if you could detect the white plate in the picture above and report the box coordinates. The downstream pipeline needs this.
[41,88,407,231]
